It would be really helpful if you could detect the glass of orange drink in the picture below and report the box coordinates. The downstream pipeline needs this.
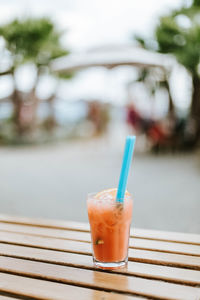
[87,188,133,269]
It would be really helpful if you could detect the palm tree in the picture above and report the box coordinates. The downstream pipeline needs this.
[0,17,70,136]
[134,0,200,145]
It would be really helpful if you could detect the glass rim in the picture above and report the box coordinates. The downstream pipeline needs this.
[87,192,133,200]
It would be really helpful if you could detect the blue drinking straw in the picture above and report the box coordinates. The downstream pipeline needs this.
[116,136,136,203]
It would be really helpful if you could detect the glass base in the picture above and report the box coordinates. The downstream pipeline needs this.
[93,257,128,270]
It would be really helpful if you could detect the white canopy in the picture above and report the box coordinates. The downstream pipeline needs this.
[51,46,174,74]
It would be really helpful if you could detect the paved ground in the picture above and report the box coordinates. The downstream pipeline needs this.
[0,138,200,233]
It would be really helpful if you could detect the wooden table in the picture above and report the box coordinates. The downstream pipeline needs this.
[0,214,200,300]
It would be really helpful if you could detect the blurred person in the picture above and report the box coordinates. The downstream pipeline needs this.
[126,101,173,152]
[87,100,110,136]
[126,102,142,133]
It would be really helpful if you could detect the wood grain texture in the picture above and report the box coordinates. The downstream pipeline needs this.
[1,231,200,270]
[0,296,20,300]
[0,214,200,245]
[132,228,200,245]
[1,243,200,286]
[0,215,90,231]
[0,231,91,254]
[0,257,200,300]
[130,248,200,269]
[0,215,200,300]
[1,226,200,257]
[0,222,91,242]
[0,272,136,300]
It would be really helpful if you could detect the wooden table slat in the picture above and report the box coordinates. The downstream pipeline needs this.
[1,223,200,257]
[0,222,91,242]
[0,214,200,245]
[1,215,200,300]
[0,272,137,300]
[1,231,200,270]
[132,228,200,245]
[0,256,200,300]
[1,243,200,286]
[0,296,20,300]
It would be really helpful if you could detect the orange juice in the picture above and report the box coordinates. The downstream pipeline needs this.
[87,188,133,269]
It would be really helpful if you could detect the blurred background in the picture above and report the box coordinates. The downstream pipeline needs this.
[0,0,200,233]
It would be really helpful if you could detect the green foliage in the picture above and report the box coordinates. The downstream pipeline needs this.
[0,17,69,67]
[0,17,72,141]
[156,15,200,75]
[135,1,200,77]
[134,34,158,51]
[57,71,75,80]
[193,0,200,6]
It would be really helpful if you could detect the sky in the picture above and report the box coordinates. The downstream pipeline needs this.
[0,0,185,51]
[0,0,191,113]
